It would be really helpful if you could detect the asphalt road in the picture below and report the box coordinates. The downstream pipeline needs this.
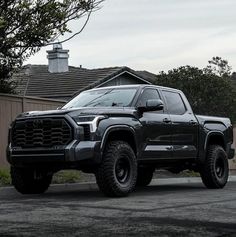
[0,180,236,237]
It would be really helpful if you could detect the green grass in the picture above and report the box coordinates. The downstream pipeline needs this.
[0,168,11,186]
[0,168,83,186]
[181,170,200,177]
[0,168,201,187]
[52,170,82,184]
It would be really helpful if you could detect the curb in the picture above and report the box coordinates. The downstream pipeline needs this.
[1,176,236,192]
[151,176,236,185]
[49,176,236,192]
[49,182,98,192]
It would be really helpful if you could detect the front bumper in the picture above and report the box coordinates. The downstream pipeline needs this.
[7,140,102,167]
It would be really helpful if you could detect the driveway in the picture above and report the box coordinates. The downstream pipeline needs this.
[0,179,236,237]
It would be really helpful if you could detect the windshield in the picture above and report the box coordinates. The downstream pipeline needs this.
[63,88,137,109]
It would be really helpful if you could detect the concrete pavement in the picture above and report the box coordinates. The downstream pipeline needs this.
[0,178,236,236]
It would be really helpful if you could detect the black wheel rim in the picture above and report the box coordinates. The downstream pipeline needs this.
[215,156,225,178]
[115,156,131,185]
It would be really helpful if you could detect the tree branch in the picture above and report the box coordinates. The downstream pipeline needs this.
[47,10,92,45]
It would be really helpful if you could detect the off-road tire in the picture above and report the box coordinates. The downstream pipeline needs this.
[200,145,229,189]
[96,141,137,197]
[136,167,154,187]
[11,167,52,194]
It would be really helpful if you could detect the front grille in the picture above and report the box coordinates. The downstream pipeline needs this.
[12,118,72,148]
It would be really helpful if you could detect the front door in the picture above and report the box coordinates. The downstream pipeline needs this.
[137,88,172,160]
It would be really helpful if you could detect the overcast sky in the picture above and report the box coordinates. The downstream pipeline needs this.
[26,0,236,74]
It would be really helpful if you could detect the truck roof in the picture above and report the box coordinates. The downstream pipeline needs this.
[86,84,182,93]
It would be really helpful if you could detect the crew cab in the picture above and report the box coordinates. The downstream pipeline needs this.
[7,85,235,197]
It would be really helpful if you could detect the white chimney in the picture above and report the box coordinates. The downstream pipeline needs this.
[47,43,69,73]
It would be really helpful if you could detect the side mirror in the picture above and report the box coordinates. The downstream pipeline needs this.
[138,99,164,112]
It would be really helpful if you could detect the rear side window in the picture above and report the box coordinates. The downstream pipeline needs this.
[162,91,186,115]
[138,88,160,107]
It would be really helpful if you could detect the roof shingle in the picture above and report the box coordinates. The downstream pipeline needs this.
[14,65,156,99]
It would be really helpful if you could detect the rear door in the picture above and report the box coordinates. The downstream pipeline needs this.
[137,88,172,160]
[161,90,198,159]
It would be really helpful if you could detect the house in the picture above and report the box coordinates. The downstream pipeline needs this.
[14,44,157,101]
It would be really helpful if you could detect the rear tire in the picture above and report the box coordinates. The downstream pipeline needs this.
[11,167,52,194]
[96,141,137,197]
[136,167,154,187]
[200,145,229,189]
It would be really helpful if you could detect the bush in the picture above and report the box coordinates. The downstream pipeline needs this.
[0,168,11,186]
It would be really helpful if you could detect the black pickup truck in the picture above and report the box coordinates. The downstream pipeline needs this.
[7,85,235,197]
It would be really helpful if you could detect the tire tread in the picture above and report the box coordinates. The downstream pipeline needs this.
[96,141,137,197]
[11,167,52,194]
[200,145,228,189]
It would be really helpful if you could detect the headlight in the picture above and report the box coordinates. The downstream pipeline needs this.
[73,115,105,132]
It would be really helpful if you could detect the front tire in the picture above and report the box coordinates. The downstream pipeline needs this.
[96,141,137,197]
[11,167,52,194]
[200,145,229,189]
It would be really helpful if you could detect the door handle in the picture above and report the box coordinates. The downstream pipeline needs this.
[163,118,171,123]
[189,120,197,125]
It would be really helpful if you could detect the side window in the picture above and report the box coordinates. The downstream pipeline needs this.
[162,91,186,115]
[138,88,160,107]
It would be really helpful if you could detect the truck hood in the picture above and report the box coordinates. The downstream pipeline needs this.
[17,107,138,119]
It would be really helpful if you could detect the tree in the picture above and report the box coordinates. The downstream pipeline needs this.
[205,56,232,77]
[155,65,236,121]
[0,0,104,93]
[0,55,17,93]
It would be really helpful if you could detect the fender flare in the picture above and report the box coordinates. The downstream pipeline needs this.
[204,131,226,151]
[198,131,226,164]
[100,125,138,154]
